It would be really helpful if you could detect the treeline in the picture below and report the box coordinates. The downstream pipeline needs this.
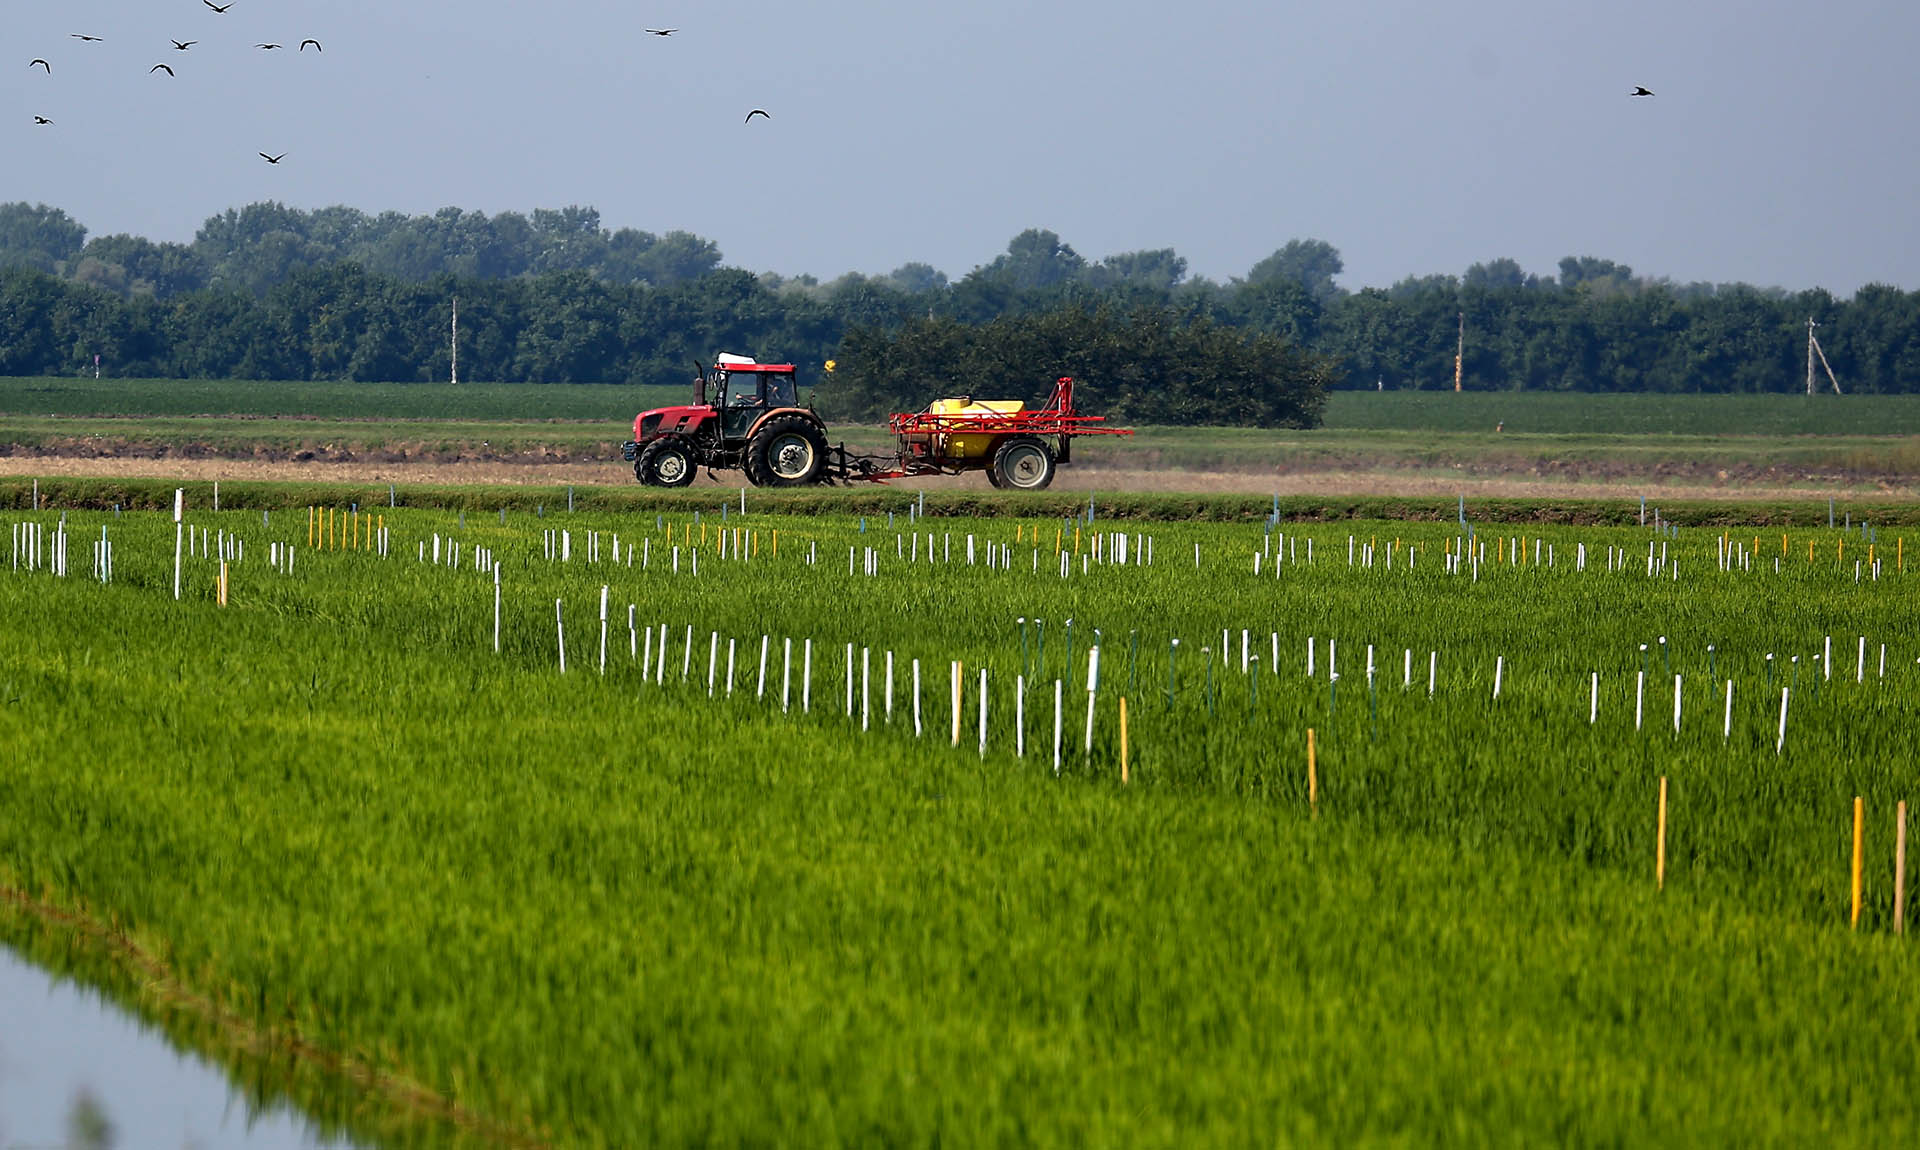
[5,201,1920,405]
[0,202,722,298]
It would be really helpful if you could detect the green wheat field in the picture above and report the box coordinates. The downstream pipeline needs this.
[4,495,1920,1146]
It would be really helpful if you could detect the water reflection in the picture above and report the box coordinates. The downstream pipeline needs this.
[0,946,359,1150]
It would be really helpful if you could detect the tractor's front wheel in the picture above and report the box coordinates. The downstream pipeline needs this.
[992,436,1056,491]
[637,439,698,488]
[745,414,829,487]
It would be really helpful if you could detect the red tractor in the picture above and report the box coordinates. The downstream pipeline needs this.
[623,356,1133,489]
[622,355,830,487]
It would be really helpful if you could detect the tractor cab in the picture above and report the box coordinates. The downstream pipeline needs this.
[708,358,801,439]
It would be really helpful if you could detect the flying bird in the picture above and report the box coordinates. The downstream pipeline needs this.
[151,63,175,76]
[260,152,287,164]
[172,40,198,51]
[744,109,770,122]
[33,116,53,125]
[300,39,322,52]
[646,28,678,36]
[30,59,50,72]
[203,1,234,11]
[71,34,105,42]
[1630,86,1654,97]
[257,43,282,50]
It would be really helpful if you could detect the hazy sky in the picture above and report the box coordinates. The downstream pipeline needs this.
[7,0,1917,293]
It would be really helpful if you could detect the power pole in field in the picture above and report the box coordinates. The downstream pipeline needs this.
[1807,317,1841,395]
[1454,311,1464,392]
[451,295,460,385]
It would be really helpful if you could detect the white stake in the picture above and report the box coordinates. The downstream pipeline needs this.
[1723,679,1733,739]
[1052,678,1063,776]
[172,489,184,600]
[1590,672,1598,724]
[1635,671,1645,731]
[599,586,609,675]
[1673,674,1682,735]
[979,668,989,758]
[1428,650,1436,696]
[862,647,870,730]
[913,658,923,736]
[493,564,501,654]
[727,638,737,697]
[803,639,813,713]
[758,635,769,700]
[1776,687,1790,755]
[1493,656,1504,700]
[555,599,567,673]
[782,637,792,712]
[1016,675,1026,757]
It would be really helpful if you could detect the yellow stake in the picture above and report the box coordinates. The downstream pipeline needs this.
[1119,697,1130,784]
[773,530,778,558]
[1852,796,1865,929]
[1656,776,1668,890]
[308,506,314,547]
[1307,728,1318,815]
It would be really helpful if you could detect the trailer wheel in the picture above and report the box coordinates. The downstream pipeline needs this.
[637,439,698,488]
[992,437,1055,491]
[745,414,828,487]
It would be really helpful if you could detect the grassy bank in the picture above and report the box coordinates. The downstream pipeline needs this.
[6,475,1920,527]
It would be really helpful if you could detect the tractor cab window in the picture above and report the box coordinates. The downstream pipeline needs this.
[764,373,797,408]
[725,375,762,406]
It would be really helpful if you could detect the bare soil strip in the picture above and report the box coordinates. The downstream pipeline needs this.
[2,454,1913,503]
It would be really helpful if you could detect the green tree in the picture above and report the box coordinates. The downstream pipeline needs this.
[1246,238,1344,302]
[969,229,1086,291]
[0,202,87,274]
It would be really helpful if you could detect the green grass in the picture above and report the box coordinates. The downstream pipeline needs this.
[5,508,1920,1146]
[13,476,1920,528]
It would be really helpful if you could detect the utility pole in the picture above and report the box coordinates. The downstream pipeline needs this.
[451,295,459,385]
[1454,312,1464,392]
[1807,317,1841,395]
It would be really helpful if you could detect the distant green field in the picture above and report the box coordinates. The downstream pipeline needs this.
[1323,391,1920,436]
[5,377,1920,438]
[0,377,678,422]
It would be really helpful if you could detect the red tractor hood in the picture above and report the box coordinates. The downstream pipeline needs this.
[634,404,713,440]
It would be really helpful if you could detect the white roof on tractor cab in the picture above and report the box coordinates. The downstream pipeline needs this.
[715,353,757,366]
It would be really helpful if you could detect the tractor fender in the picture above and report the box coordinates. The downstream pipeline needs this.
[745,407,824,441]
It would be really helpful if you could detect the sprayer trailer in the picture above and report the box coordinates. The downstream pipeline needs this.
[622,359,1131,490]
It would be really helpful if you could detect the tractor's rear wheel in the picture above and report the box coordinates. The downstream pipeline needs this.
[992,436,1056,491]
[637,439,698,488]
[745,414,828,487]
